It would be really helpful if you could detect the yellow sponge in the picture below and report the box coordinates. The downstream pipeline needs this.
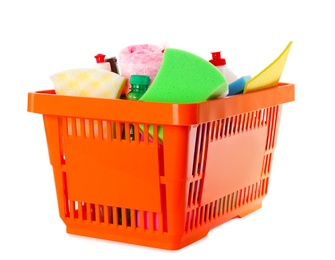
[50,68,126,99]
[139,48,228,103]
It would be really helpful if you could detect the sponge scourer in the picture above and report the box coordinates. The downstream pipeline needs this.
[228,75,252,96]
[50,68,126,99]
[139,48,228,103]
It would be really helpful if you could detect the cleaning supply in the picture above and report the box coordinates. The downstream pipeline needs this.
[209,51,238,86]
[127,75,150,100]
[104,56,120,74]
[104,56,126,98]
[243,41,292,93]
[50,68,126,142]
[118,44,164,94]
[50,68,126,99]
[139,48,228,142]
[93,53,111,71]
[139,48,228,104]
[228,75,252,96]
[126,75,150,141]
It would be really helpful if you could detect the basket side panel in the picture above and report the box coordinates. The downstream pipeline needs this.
[62,118,162,213]
[201,126,267,205]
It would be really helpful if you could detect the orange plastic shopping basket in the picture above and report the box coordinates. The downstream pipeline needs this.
[27,82,294,250]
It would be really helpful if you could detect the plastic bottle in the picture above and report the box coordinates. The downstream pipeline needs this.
[209,51,238,84]
[126,75,150,141]
[93,53,111,71]
[94,54,128,99]
[104,56,120,74]
[126,75,150,101]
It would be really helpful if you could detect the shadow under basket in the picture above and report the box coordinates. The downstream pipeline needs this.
[27,82,294,250]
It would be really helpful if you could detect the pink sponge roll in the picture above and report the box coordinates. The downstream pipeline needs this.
[118,44,163,93]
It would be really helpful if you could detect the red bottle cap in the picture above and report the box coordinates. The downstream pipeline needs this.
[209,51,226,66]
[94,54,106,63]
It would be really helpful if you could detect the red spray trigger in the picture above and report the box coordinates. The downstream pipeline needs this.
[94,54,106,63]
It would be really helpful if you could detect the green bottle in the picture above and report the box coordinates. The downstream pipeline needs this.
[126,75,150,100]
[126,75,150,140]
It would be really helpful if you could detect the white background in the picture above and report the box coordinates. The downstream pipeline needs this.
[1,0,334,259]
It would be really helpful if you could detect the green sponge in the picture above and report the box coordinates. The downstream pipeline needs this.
[139,48,228,103]
[139,48,228,142]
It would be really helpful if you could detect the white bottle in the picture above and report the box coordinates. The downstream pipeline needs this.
[209,51,238,84]
[93,53,111,71]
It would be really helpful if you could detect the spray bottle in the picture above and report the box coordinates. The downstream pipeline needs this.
[209,51,238,85]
